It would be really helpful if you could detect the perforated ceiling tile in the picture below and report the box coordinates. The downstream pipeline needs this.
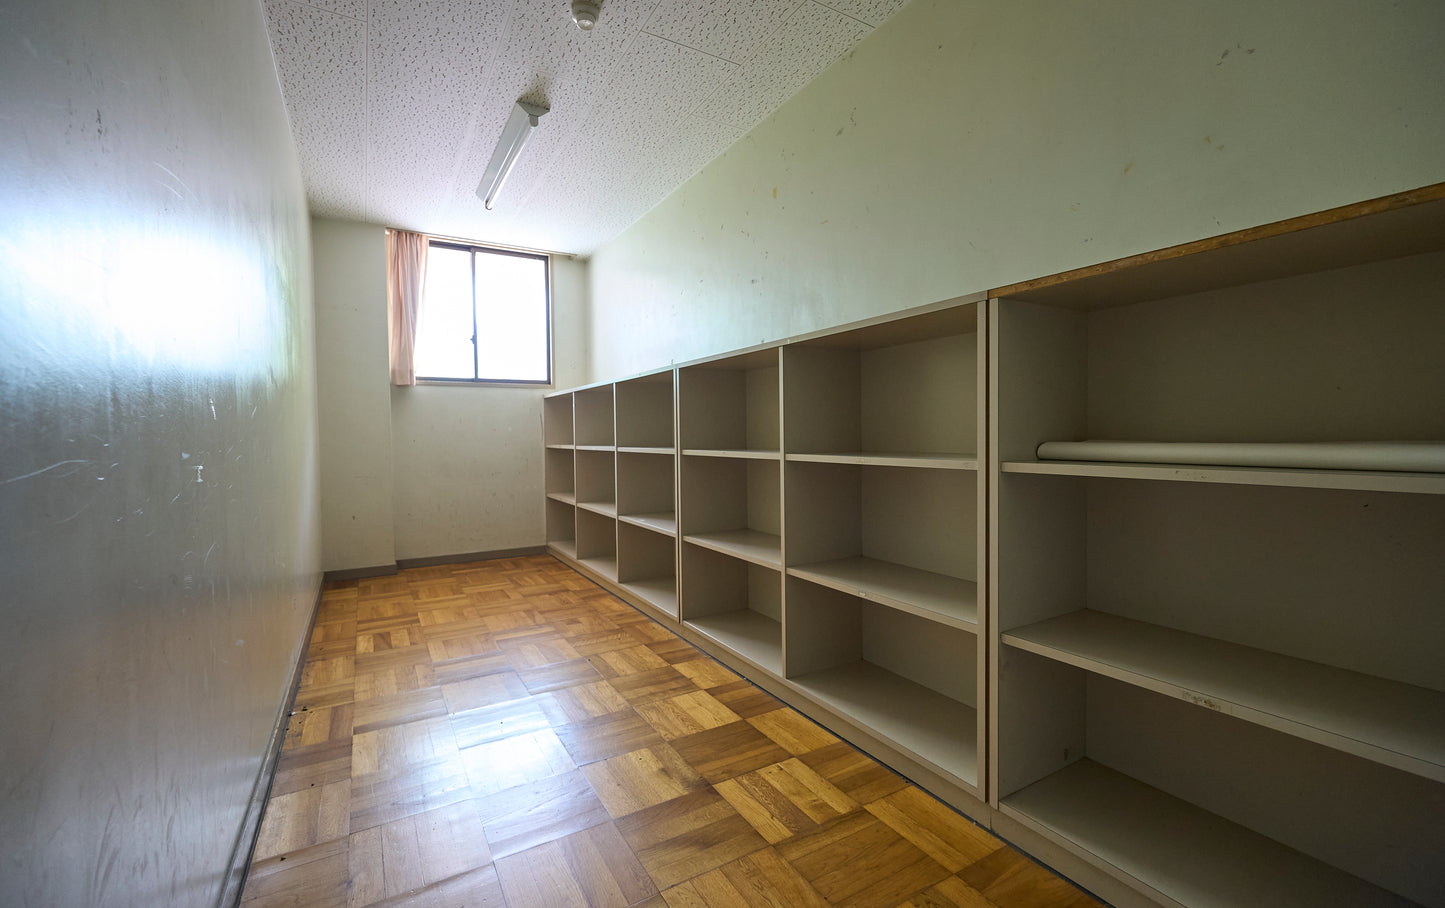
[437,0,663,230]
[694,1,871,131]
[644,0,805,63]
[263,0,368,219]
[300,0,366,19]
[366,0,513,225]
[265,0,912,252]
[816,0,911,27]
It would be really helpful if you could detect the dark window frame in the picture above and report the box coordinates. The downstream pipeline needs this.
[416,240,552,386]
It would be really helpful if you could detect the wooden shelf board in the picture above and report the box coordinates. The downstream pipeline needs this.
[990,184,1445,310]
[619,512,677,536]
[1002,459,1445,495]
[545,491,577,505]
[788,557,978,630]
[791,661,977,785]
[618,446,676,456]
[1001,759,1415,908]
[684,529,782,569]
[545,443,575,450]
[576,443,615,452]
[548,539,578,560]
[1004,610,1445,782]
[577,500,618,518]
[685,610,781,675]
[682,448,781,461]
[619,576,678,618]
[786,452,979,470]
[578,554,618,580]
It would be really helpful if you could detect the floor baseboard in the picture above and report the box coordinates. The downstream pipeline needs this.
[217,580,324,908]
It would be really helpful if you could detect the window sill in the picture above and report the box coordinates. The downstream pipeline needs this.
[411,379,554,390]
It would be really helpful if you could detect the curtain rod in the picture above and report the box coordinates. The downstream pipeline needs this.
[385,226,580,260]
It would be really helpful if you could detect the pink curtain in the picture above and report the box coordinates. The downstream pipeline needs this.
[386,229,429,386]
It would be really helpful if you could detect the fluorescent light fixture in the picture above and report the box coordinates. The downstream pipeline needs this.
[476,101,548,210]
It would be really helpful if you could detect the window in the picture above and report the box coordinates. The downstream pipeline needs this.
[414,241,551,383]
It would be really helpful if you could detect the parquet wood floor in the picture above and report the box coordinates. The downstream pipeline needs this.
[241,555,1105,908]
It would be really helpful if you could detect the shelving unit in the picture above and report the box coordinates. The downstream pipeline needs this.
[543,394,573,447]
[544,393,577,556]
[781,303,986,792]
[574,385,614,447]
[990,192,1445,908]
[787,579,979,785]
[541,186,1445,908]
[679,349,780,457]
[680,456,781,568]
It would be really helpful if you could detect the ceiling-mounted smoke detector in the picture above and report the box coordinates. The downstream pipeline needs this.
[571,0,600,31]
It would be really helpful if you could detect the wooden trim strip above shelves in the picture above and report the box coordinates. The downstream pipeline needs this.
[990,182,1445,310]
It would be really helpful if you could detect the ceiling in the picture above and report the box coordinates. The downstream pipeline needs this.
[263,0,911,255]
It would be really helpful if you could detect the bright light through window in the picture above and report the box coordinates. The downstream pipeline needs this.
[414,242,550,383]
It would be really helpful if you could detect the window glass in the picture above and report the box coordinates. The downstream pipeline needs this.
[415,242,550,383]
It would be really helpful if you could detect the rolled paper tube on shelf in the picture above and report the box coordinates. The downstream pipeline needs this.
[1033,440,1445,473]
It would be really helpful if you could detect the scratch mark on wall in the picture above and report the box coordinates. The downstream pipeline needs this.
[1,459,93,485]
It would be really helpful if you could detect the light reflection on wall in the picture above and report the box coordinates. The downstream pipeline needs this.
[2,214,283,383]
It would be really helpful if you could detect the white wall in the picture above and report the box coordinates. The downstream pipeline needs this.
[0,0,319,904]
[313,219,396,571]
[311,217,588,569]
[586,0,1445,380]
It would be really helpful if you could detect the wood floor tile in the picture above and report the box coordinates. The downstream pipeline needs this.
[553,709,666,765]
[661,846,830,908]
[672,658,742,690]
[897,874,1000,908]
[956,846,1104,908]
[615,789,770,890]
[283,703,354,751]
[302,655,355,689]
[867,786,1005,873]
[346,800,492,905]
[357,625,422,654]
[293,677,357,711]
[607,665,702,706]
[459,728,577,797]
[799,741,908,804]
[749,707,841,755]
[589,644,671,678]
[476,769,610,860]
[246,556,1097,908]
[568,628,645,655]
[714,758,857,844]
[358,863,506,908]
[635,690,742,739]
[425,629,497,665]
[440,670,530,714]
[271,738,352,798]
[415,603,484,627]
[430,651,512,686]
[496,822,657,908]
[353,663,438,704]
[450,697,552,749]
[501,633,583,669]
[349,755,471,833]
[252,779,351,861]
[540,679,633,724]
[581,744,706,818]
[352,716,460,780]
[517,656,605,693]
[241,838,349,907]
[667,721,791,784]
[778,811,952,908]
[352,686,448,734]
[709,679,784,718]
